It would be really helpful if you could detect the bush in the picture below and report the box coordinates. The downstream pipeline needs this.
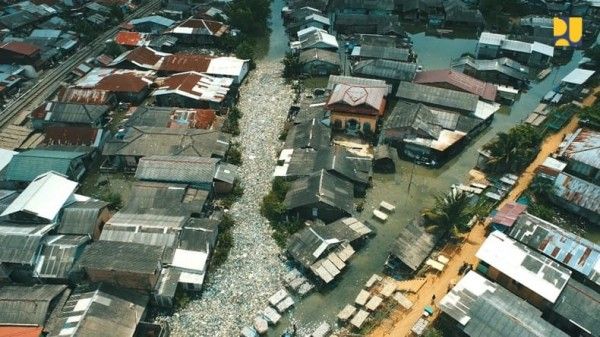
[102,191,122,210]
[222,107,242,135]
[222,179,244,208]
[211,214,236,267]
[225,141,243,165]
[282,52,302,78]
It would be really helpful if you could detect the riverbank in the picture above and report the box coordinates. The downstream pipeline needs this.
[165,61,292,337]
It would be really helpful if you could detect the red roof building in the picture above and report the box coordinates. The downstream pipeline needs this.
[167,109,216,129]
[160,54,213,73]
[114,31,149,47]
[491,202,528,229]
[413,69,497,102]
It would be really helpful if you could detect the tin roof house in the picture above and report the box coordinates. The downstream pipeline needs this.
[476,231,572,309]
[129,15,175,33]
[284,169,355,223]
[476,32,554,68]
[49,284,148,337]
[509,212,600,287]
[167,18,229,45]
[451,56,530,88]
[135,155,220,191]
[439,271,569,337]
[152,71,234,109]
[3,149,87,183]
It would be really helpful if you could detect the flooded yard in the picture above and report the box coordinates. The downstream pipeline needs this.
[268,32,589,335]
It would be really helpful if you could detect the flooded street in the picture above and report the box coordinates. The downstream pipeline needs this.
[268,31,587,335]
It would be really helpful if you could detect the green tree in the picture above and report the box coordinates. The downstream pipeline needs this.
[226,0,270,36]
[225,141,243,165]
[235,41,256,69]
[482,124,542,174]
[104,42,125,58]
[423,189,471,237]
[110,4,124,22]
[282,51,302,78]
[579,104,600,130]
[584,45,600,68]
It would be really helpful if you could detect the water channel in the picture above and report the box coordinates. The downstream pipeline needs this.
[261,1,589,335]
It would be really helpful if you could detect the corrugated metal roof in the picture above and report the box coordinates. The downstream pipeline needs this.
[284,147,371,184]
[35,235,89,279]
[129,15,175,27]
[327,75,388,90]
[4,149,86,182]
[478,32,506,46]
[284,169,354,215]
[351,45,410,62]
[451,56,530,81]
[135,155,219,185]
[395,81,479,113]
[439,271,569,337]
[298,48,340,65]
[1,171,78,221]
[476,231,571,303]
[79,240,165,273]
[561,68,595,85]
[557,128,600,170]
[0,284,67,326]
[327,83,387,115]
[552,279,600,337]
[100,224,179,247]
[57,200,108,235]
[389,216,438,271]
[413,69,497,101]
[51,284,147,337]
[284,118,331,150]
[553,172,600,218]
[352,59,417,82]
[491,202,527,227]
[510,212,600,287]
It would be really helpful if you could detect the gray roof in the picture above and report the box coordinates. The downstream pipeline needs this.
[0,284,68,325]
[451,56,530,81]
[395,81,479,113]
[126,106,178,128]
[509,212,600,287]
[298,48,340,66]
[130,15,175,28]
[327,75,388,91]
[557,128,600,170]
[50,284,147,337]
[57,200,108,235]
[353,45,410,62]
[123,181,206,217]
[552,279,600,337]
[389,217,439,271]
[286,147,371,184]
[79,240,165,274]
[285,118,331,150]
[333,0,395,10]
[287,218,371,268]
[36,235,90,279]
[135,155,219,186]
[99,224,180,247]
[0,230,44,264]
[443,0,484,24]
[214,162,238,184]
[178,218,219,251]
[353,59,417,82]
[553,172,600,216]
[284,169,354,214]
[103,126,230,158]
[384,101,442,139]
[384,101,481,136]
[439,271,570,337]
[38,102,109,124]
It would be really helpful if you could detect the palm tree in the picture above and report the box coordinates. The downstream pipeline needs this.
[423,189,471,237]
[483,124,541,173]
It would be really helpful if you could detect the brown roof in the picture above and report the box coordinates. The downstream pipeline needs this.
[326,84,387,116]
[413,69,497,101]
[0,41,40,57]
[160,54,213,73]
[44,126,99,146]
[174,18,229,37]
[57,88,114,105]
[167,109,216,129]
[126,47,163,66]
[95,73,151,93]
[160,72,202,93]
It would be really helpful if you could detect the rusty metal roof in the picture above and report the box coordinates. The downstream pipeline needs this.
[491,202,527,228]
[510,212,600,287]
[558,128,600,171]
[553,172,600,216]
[414,69,497,101]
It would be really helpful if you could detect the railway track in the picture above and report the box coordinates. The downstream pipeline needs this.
[0,0,161,129]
